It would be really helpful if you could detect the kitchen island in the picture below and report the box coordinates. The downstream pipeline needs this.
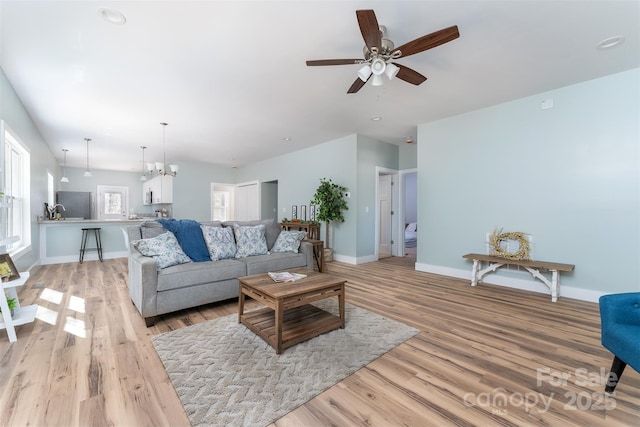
[38,219,146,265]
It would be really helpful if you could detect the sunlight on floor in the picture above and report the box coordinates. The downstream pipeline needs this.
[68,295,85,313]
[40,287,64,304]
[63,316,86,338]
[36,287,87,336]
[35,305,58,325]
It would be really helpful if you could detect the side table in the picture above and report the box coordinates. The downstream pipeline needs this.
[1,272,37,342]
[304,239,325,272]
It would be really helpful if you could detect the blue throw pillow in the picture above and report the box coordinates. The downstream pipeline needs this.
[157,219,211,262]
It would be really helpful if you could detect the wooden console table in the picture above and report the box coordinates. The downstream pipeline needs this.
[281,222,320,241]
[463,253,575,302]
[304,239,325,272]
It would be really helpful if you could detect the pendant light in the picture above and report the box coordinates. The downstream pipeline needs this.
[83,138,92,177]
[140,145,148,181]
[152,122,178,176]
[60,149,70,183]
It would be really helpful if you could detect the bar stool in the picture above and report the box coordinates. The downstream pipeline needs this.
[79,227,103,264]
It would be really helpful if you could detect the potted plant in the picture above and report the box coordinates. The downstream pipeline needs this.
[1,295,17,317]
[310,178,348,261]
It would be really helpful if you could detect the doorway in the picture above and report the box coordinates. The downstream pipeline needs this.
[211,183,235,221]
[376,167,399,259]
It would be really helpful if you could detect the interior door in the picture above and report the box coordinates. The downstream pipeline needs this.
[235,181,259,221]
[97,185,127,220]
[378,174,392,258]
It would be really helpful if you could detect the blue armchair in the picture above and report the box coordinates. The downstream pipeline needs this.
[599,292,640,393]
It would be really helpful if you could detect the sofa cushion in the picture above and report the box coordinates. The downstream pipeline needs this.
[233,224,269,258]
[243,252,308,275]
[271,230,307,253]
[223,219,281,250]
[201,225,237,261]
[200,221,223,228]
[140,220,167,239]
[133,231,192,270]
[157,259,247,292]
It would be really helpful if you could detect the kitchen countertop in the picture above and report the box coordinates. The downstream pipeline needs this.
[38,218,149,224]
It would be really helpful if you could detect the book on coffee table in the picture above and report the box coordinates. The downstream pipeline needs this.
[267,271,307,282]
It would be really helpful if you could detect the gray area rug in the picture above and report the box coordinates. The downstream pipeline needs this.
[151,299,419,427]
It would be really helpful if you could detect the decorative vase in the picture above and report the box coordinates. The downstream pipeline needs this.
[324,248,333,263]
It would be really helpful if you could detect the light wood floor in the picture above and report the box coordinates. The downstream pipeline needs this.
[1,257,638,426]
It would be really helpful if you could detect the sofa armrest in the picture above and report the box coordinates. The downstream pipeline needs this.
[128,243,159,319]
[299,241,314,271]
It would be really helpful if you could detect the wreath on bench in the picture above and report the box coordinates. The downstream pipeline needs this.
[489,228,531,260]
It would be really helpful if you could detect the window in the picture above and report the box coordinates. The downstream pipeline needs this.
[1,121,31,256]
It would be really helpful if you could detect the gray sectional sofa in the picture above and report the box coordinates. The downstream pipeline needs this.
[126,219,313,326]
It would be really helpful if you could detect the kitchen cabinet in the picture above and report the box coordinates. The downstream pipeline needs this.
[143,175,173,205]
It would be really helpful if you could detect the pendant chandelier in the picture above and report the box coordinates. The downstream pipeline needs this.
[60,148,70,183]
[83,138,92,177]
[149,122,178,176]
[140,145,148,181]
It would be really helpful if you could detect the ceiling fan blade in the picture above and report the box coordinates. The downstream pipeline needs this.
[394,63,427,86]
[356,9,381,51]
[306,59,364,66]
[393,25,459,58]
[347,77,367,94]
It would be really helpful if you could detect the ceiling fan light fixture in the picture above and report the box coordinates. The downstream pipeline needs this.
[370,58,386,75]
[371,74,384,87]
[357,64,372,82]
[385,62,400,80]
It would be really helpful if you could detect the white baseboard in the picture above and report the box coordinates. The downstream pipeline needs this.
[332,253,377,265]
[40,251,128,265]
[415,262,605,303]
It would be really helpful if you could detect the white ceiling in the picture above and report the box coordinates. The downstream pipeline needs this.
[1,1,638,172]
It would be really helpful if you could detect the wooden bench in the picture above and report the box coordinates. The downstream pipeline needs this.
[463,253,575,302]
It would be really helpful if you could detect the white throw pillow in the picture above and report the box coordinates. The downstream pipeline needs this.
[271,230,306,253]
[201,225,237,261]
[233,224,268,258]
[133,231,191,270]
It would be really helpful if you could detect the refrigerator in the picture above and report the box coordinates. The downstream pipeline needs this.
[55,191,93,219]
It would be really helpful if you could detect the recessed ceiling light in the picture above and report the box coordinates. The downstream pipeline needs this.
[98,7,127,25]
[597,36,625,50]
[370,116,382,121]
[282,137,291,142]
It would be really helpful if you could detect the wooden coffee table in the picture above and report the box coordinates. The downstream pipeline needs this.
[238,269,345,354]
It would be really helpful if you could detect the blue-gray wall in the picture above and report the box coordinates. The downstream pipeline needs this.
[416,68,640,297]
[3,61,638,300]
[0,68,58,271]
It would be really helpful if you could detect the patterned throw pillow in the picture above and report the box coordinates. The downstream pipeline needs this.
[233,224,268,258]
[133,231,191,270]
[271,230,307,253]
[201,225,237,261]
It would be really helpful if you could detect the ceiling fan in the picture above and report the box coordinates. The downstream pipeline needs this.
[306,9,459,93]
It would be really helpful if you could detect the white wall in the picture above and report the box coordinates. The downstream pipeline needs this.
[416,68,640,299]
